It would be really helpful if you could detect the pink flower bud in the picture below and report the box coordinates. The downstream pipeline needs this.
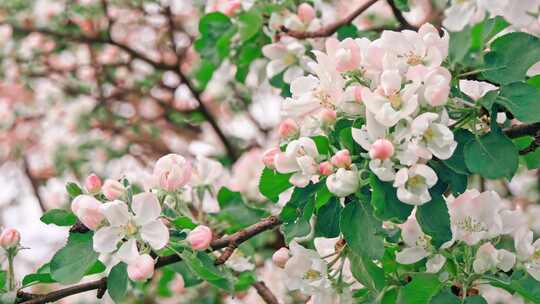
[331,150,352,168]
[319,109,337,125]
[278,119,299,139]
[102,179,125,200]
[127,254,155,281]
[153,154,192,191]
[71,195,104,230]
[369,139,394,161]
[262,148,280,169]
[222,0,241,16]
[319,161,334,176]
[169,275,185,294]
[0,228,20,249]
[272,247,290,268]
[84,173,102,193]
[297,3,316,24]
[187,225,213,250]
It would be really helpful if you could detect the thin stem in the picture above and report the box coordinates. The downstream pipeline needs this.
[7,252,15,291]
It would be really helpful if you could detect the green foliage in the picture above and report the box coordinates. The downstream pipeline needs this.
[495,82,540,123]
[216,187,266,232]
[443,129,474,175]
[370,174,413,223]
[181,251,233,292]
[482,32,540,85]
[258,168,293,202]
[416,193,452,248]
[337,24,359,40]
[40,209,77,226]
[65,182,83,199]
[397,274,443,304]
[464,128,518,180]
[349,251,385,294]
[50,232,99,284]
[314,197,341,238]
[488,271,540,303]
[341,198,385,260]
[107,262,128,303]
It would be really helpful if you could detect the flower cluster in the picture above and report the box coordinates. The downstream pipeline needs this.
[265,23,456,204]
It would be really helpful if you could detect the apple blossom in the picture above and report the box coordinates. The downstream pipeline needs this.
[410,112,457,160]
[102,179,125,200]
[278,118,299,139]
[262,37,306,83]
[0,228,20,249]
[93,192,169,257]
[274,137,319,188]
[459,80,498,101]
[84,173,102,193]
[326,167,359,197]
[473,242,515,274]
[187,225,213,250]
[127,254,155,281]
[169,275,185,294]
[272,247,290,268]
[71,195,104,230]
[318,161,334,176]
[153,154,192,191]
[262,147,280,169]
[330,149,351,168]
[324,37,361,72]
[297,3,316,24]
[393,164,437,205]
[369,138,394,161]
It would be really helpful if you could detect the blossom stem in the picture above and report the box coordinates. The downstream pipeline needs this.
[7,251,15,291]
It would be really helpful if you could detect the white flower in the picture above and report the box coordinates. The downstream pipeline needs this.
[407,65,451,106]
[473,242,515,274]
[459,80,498,101]
[225,251,255,272]
[446,190,504,246]
[262,37,306,83]
[93,192,169,262]
[326,167,359,197]
[410,112,457,160]
[190,155,224,186]
[274,137,319,187]
[393,164,438,205]
[478,285,525,304]
[396,212,446,272]
[362,73,419,127]
[284,241,332,298]
[514,228,540,281]
[442,0,486,32]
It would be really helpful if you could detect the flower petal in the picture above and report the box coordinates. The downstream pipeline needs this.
[396,246,429,264]
[133,192,161,226]
[141,220,170,250]
[117,238,140,264]
[99,200,129,227]
[93,226,123,253]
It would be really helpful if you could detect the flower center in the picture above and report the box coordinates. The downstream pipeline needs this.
[284,53,296,66]
[304,269,321,280]
[407,175,425,189]
[457,216,485,233]
[406,53,422,65]
[315,90,335,109]
[389,94,402,110]
[424,127,435,141]
[126,221,138,237]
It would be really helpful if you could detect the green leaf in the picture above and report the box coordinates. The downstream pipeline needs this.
[237,11,262,42]
[394,0,410,12]
[22,263,55,286]
[86,260,106,275]
[496,82,540,123]
[282,196,314,243]
[464,129,518,179]
[107,262,128,303]
[50,232,99,284]
[429,161,467,196]
[315,183,332,210]
[258,168,292,202]
[448,27,472,66]
[416,194,452,248]
[430,289,460,304]
[470,16,509,52]
[315,198,342,238]
[337,24,358,40]
[65,182,82,199]
[40,209,77,226]
[171,216,197,230]
[482,32,540,85]
[443,129,474,175]
[464,296,488,304]
[397,274,443,304]
[487,270,540,303]
[234,272,256,292]
[311,135,330,155]
[199,12,232,37]
[216,187,266,232]
[0,271,6,291]
[349,251,385,293]
[514,136,540,169]
[341,198,385,260]
[169,261,202,288]
[370,174,413,223]
[182,251,232,291]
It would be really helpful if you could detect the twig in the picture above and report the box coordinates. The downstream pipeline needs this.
[253,281,280,304]
[519,136,540,155]
[282,0,379,39]
[386,0,416,30]
[22,157,46,213]
[18,216,282,304]
[504,123,540,139]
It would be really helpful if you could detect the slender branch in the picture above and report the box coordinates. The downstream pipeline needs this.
[504,123,540,139]
[282,0,379,39]
[22,157,46,213]
[519,136,540,155]
[253,281,279,304]
[386,0,416,30]
[18,216,282,304]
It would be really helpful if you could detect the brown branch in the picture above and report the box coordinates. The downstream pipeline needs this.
[22,157,46,213]
[282,0,379,39]
[386,0,416,30]
[18,216,282,304]
[519,136,540,155]
[504,123,540,139]
[253,281,279,304]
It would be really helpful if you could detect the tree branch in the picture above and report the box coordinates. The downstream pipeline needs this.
[504,123,540,139]
[253,281,279,304]
[386,0,416,30]
[18,216,282,304]
[22,157,46,213]
[282,0,379,39]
